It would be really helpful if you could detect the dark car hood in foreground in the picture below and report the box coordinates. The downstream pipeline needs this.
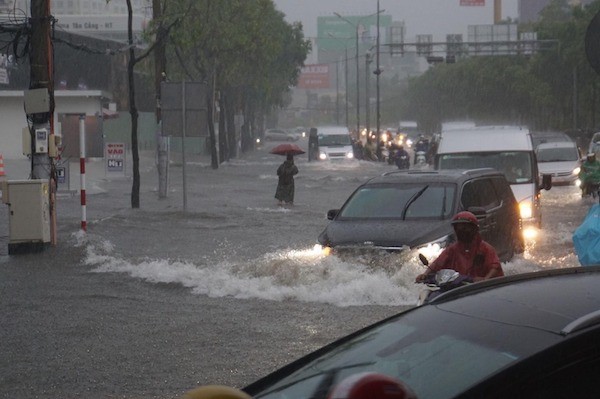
[318,219,451,249]
[244,267,600,398]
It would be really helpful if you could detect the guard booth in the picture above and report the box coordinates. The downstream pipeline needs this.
[1,180,50,254]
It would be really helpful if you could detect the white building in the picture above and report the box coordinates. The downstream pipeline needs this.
[0,90,112,160]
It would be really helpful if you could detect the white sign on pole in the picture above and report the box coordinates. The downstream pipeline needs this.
[105,142,126,174]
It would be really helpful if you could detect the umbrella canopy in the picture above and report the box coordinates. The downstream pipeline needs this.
[270,143,305,156]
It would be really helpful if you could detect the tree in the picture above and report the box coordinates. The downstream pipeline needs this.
[121,0,179,208]
[165,0,309,166]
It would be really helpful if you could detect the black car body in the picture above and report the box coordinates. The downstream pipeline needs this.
[318,169,524,262]
[242,266,600,399]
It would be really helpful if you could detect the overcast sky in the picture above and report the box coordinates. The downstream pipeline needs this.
[273,0,519,41]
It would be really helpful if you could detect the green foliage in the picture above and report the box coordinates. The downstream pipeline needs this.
[160,0,310,111]
[403,0,600,133]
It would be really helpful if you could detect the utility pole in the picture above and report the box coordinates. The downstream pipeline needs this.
[365,51,372,135]
[29,0,57,244]
[375,0,383,161]
[30,0,53,180]
[344,47,349,129]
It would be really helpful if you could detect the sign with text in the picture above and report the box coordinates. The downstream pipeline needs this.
[161,81,209,137]
[297,64,330,89]
[460,0,485,5]
[105,142,126,173]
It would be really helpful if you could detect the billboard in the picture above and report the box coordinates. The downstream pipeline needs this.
[317,15,393,53]
[297,64,330,89]
[460,0,485,5]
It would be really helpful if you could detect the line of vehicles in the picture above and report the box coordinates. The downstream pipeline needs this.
[186,124,600,399]
[264,123,593,251]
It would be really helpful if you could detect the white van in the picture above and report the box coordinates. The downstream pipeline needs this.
[315,126,355,161]
[434,126,552,235]
[535,141,581,186]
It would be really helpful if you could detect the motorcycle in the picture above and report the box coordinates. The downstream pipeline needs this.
[580,180,600,199]
[396,153,410,170]
[416,254,472,305]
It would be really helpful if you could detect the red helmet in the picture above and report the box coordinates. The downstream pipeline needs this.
[451,211,479,227]
[328,372,416,399]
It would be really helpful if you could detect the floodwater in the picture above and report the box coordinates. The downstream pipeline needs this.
[0,139,590,398]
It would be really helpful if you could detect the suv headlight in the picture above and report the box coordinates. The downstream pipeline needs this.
[417,234,452,260]
[319,152,327,160]
[519,199,533,219]
[346,152,354,159]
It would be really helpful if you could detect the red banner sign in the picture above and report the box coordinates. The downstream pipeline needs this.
[297,64,330,89]
[460,0,485,5]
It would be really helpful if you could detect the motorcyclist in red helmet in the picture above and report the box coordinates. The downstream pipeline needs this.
[415,211,504,283]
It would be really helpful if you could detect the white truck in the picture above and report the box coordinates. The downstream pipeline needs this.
[434,125,552,237]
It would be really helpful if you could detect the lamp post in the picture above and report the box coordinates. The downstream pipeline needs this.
[365,50,373,136]
[344,47,349,129]
[375,0,383,161]
[334,10,384,136]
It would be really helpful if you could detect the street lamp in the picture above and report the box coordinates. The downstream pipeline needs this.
[375,0,384,161]
[365,49,374,136]
[334,10,384,136]
[333,10,385,135]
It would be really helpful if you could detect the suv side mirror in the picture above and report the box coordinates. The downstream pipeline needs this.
[541,174,552,191]
[327,209,339,220]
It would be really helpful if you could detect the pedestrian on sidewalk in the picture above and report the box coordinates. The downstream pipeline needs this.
[275,153,298,206]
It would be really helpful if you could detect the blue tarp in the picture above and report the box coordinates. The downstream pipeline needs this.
[573,204,600,266]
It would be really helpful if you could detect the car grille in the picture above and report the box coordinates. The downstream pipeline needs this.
[332,245,414,267]
[329,153,348,159]
[553,171,573,177]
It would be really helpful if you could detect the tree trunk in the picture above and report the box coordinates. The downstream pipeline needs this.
[218,94,228,162]
[127,0,140,208]
[225,89,237,158]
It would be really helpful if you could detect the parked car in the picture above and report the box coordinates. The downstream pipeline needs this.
[318,168,524,263]
[263,128,299,141]
[291,126,307,138]
[535,141,581,185]
[187,266,600,399]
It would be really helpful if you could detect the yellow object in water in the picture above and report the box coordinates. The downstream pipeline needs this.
[183,385,252,399]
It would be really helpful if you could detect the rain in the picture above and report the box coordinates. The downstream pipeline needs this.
[0,1,597,398]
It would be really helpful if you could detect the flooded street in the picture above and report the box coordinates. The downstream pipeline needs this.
[0,140,591,398]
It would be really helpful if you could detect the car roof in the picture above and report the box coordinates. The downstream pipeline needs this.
[365,168,503,185]
[429,266,600,335]
[536,141,578,150]
[438,125,532,153]
[315,126,350,135]
[531,131,572,139]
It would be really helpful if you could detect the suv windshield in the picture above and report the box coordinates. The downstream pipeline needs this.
[438,151,533,184]
[339,183,455,219]
[536,147,579,162]
[318,134,352,146]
